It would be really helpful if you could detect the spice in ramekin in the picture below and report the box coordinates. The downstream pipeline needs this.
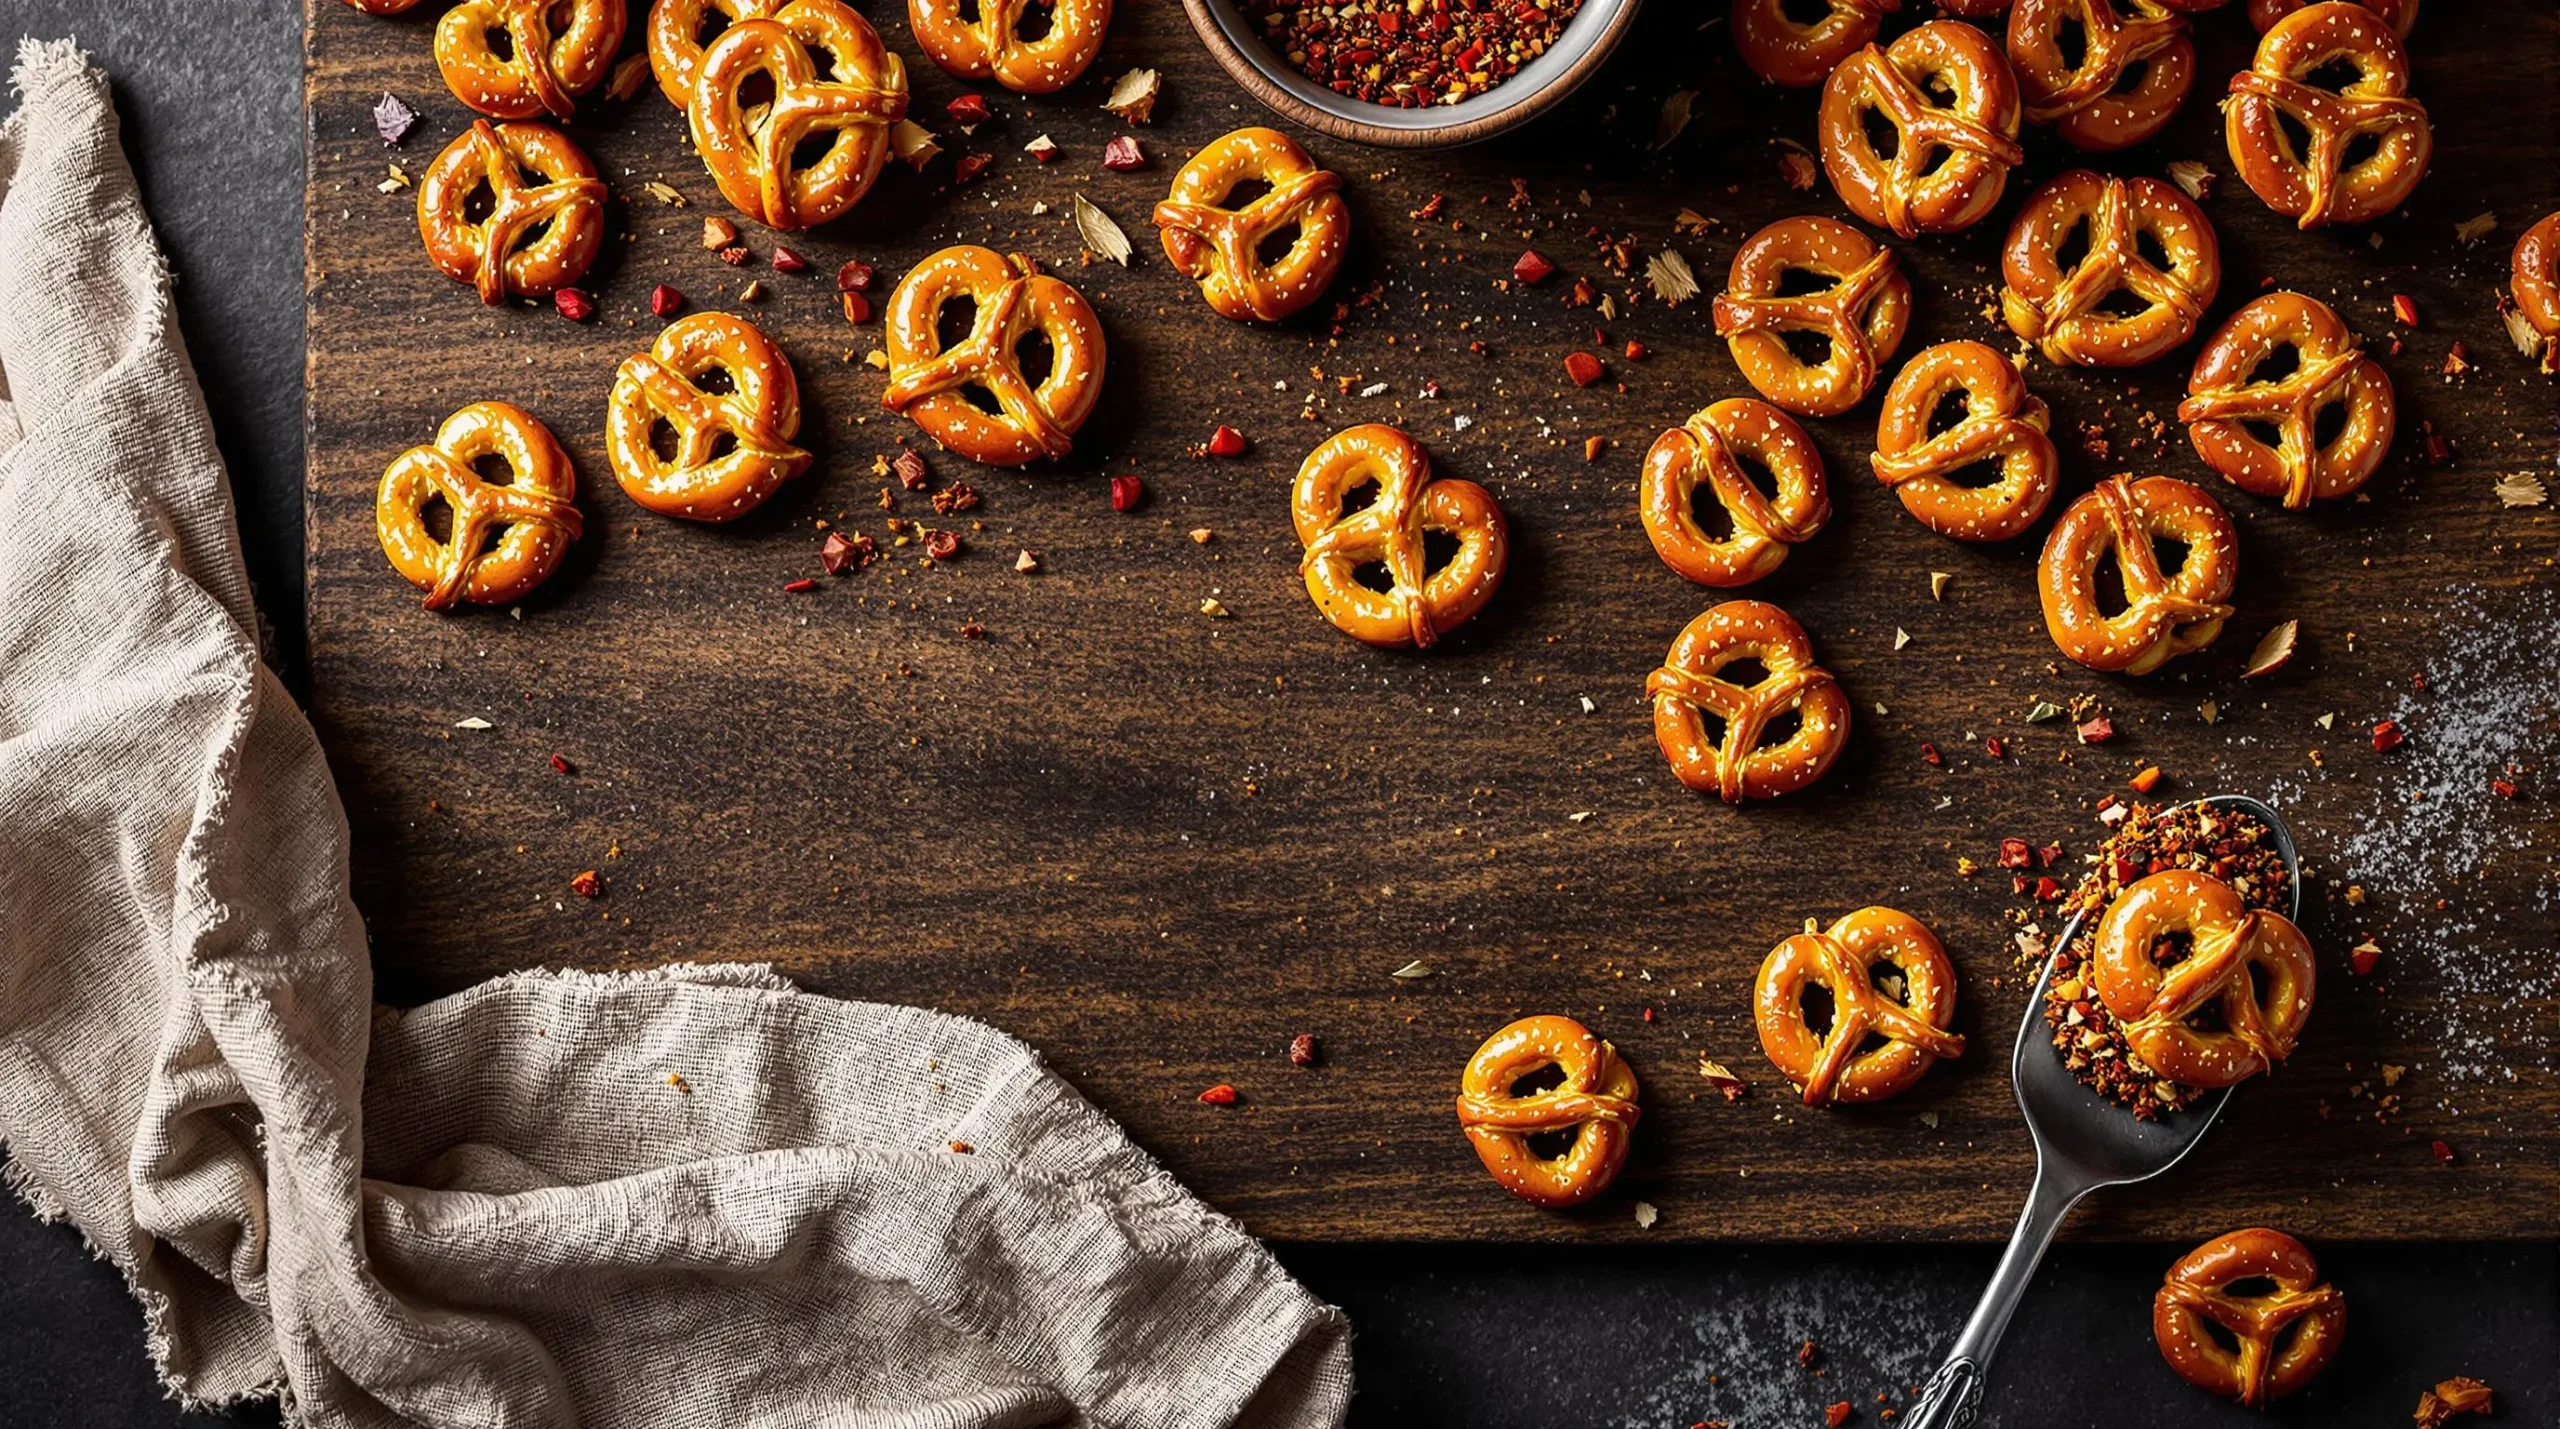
[1237,0,1591,109]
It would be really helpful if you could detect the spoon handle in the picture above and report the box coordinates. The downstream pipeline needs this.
[1901,1166,2091,1429]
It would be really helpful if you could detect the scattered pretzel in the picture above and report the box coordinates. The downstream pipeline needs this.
[1819,20,2025,238]
[2038,475,2236,674]
[433,0,625,120]
[2179,292,2393,508]
[1153,128,1349,324]
[2001,170,2220,369]
[1871,341,2059,542]
[377,401,584,611]
[1712,217,1912,418]
[884,247,1106,467]
[607,312,812,521]
[1292,424,1506,649]
[647,0,788,106]
[908,0,1111,93]
[1649,600,1851,803]
[2250,0,2416,38]
[1731,0,1899,89]
[1757,907,1965,1106]
[2510,212,2560,365]
[1640,399,1831,588]
[2008,0,2194,151]
[1455,1015,1640,1209]
[2155,1229,2346,1406]
[416,120,607,306]
[2093,870,2316,1088]
[690,0,908,230]
[2225,2,2430,229]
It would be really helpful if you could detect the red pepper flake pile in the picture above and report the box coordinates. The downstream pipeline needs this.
[1197,1083,1239,1105]
[1239,0,1591,108]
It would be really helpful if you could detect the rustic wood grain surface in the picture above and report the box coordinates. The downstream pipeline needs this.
[306,0,2558,1241]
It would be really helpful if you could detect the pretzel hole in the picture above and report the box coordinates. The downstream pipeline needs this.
[1339,477,1383,515]
[1926,389,1973,437]
[2265,1311,2309,1362]
[1687,479,1738,541]
[2055,217,2094,274]
[2224,1275,2280,1299]
[2302,56,2368,96]
[1779,0,1836,24]
[2311,398,2350,451]
[1782,328,1834,368]
[2150,534,2192,580]
[805,44,841,83]
[694,364,738,396]
[1871,965,1909,1005]
[689,7,734,49]
[1525,1127,1582,1160]
[419,493,455,545]
[482,26,516,61]
[463,180,499,225]
[2093,552,2133,617]
[791,130,842,175]
[2094,285,2156,320]
[2055,17,2089,72]
[736,71,778,134]
[1422,527,1461,577]
[1754,705,1805,753]
[954,0,981,21]
[2245,958,2273,1008]
[2110,59,2151,96]
[649,418,682,462]
[2273,109,2316,167]
[1220,177,1274,210]
[2134,228,2172,270]
[471,452,518,487]
[2241,419,2286,450]
[1011,3,1056,42]
[1858,107,1902,162]
[1352,561,1397,594]
[1716,655,1771,689]
[2198,1314,2246,1358]
[1256,221,1306,268]
[1012,328,1057,389]
[936,296,980,351]
[514,214,555,251]
[1939,457,2008,491]
[2149,931,2197,968]
[1920,70,1959,108]
[2339,131,2384,174]
[2248,342,2302,386]
[1799,983,1838,1037]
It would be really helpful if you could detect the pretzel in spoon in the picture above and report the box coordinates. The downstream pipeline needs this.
[2225,2,2430,229]
[1455,1015,1639,1209]
[607,312,812,521]
[1757,906,1965,1106]
[647,0,788,107]
[1153,128,1348,324]
[2179,292,2393,509]
[1819,21,2025,239]
[2250,0,2416,38]
[1292,424,1506,650]
[1731,0,1898,89]
[2008,0,2194,151]
[690,0,908,230]
[2509,212,2560,369]
[1871,341,2059,543]
[2001,170,2220,369]
[416,120,607,306]
[378,401,584,611]
[2155,1229,2347,1407]
[2038,475,2236,674]
[2094,870,2316,1088]
[1640,399,1831,588]
[434,0,625,120]
[1712,217,1912,418]
[884,247,1105,467]
[1649,600,1851,803]
[908,0,1111,93]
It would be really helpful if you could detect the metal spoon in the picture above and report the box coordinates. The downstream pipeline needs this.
[1902,794,2302,1429]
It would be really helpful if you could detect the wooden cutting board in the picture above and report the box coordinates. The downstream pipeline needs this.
[304,0,2558,1241]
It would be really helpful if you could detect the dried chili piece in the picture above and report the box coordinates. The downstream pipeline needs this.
[2372,720,2406,752]
[945,93,992,126]
[836,259,875,292]
[1207,424,1249,457]
[1197,1083,1239,1105]
[1110,474,1143,511]
[650,284,683,317]
[1289,1034,1318,1067]
[552,287,595,321]
[569,870,602,898]
[1101,134,1145,171]
[1563,351,1604,387]
[771,245,809,273]
[1512,250,1556,285]
[894,448,929,490]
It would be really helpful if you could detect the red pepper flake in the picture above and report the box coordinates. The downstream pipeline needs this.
[771,245,809,273]
[783,577,820,593]
[820,530,867,575]
[2077,716,2116,745]
[1563,351,1605,387]
[952,152,992,185]
[2372,719,2406,752]
[1197,1083,1239,1105]
[549,753,575,775]
[945,92,991,125]
[2128,766,2164,793]
[2038,842,2063,868]
[959,621,985,639]
[947,1140,974,1154]
[1289,1034,1319,1067]
[2492,777,2519,799]
[1110,474,1144,512]
[2033,875,2063,902]
[2421,423,2455,466]
[569,869,602,898]
[1825,1405,1853,1429]
[839,291,872,324]
[836,259,875,292]
[1641,1006,1655,1023]
[552,287,595,321]
[650,283,683,318]
[1409,193,1445,220]
[1567,275,1597,308]
[1997,837,2034,870]
[1101,134,1146,171]
[894,448,930,490]
[1512,250,1556,285]
[1797,1339,1820,1369]
[1984,736,2006,758]
[1920,743,1943,767]
[1624,340,1649,361]
[2430,1138,2455,1165]
[2391,293,2419,327]
[923,530,961,560]
[1207,424,1249,457]
[718,245,750,267]
[2349,938,2382,975]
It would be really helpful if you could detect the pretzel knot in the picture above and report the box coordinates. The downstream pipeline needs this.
[1713,217,1912,419]
[907,0,1112,93]
[884,246,1107,468]
[1870,340,2059,542]
[1640,399,1830,588]
[2179,292,2394,509]
[1454,1015,1640,1208]
[2514,213,2560,368]
[1649,600,1851,804]
[416,120,607,307]
[2154,1229,2347,1407]
[1730,0,1900,89]
[1153,127,1349,324]
[2008,0,2194,151]
[607,312,811,522]
[1756,907,1965,1106]
[2093,870,2316,1089]
[648,0,790,107]
[1292,424,1507,650]
[377,401,584,612]
[2001,170,2220,369]
[690,0,907,231]
[433,0,625,121]
[2249,0,2419,41]
[2038,474,2236,674]
[1819,20,2025,238]
[2225,2,2430,230]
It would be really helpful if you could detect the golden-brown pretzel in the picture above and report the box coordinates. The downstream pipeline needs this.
[2179,292,2393,509]
[607,312,812,521]
[2001,170,2220,369]
[2094,870,2316,1088]
[1640,399,1830,588]
[1153,128,1349,324]
[2250,0,2416,38]
[1731,0,1898,89]
[2038,475,2236,674]
[2225,2,2430,230]
[647,0,788,107]
[1292,424,1506,650]
[883,247,1106,467]
[1819,21,2025,238]
[1756,907,1964,1106]
[377,401,583,611]
[1871,341,2059,542]
[416,120,607,307]
[2008,0,2194,151]
[689,0,907,231]
[2510,212,2560,365]
[908,0,1111,93]
[2155,1229,2347,1407]
[1712,217,1912,419]
[1649,600,1852,803]
[434,0,625,121]
[1454,1015,1639,1209]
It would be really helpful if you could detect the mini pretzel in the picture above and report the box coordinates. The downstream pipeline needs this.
[647,0,788,106]
[1713,217,1912,418]
[434,0,625,120]
[2225,2,2430,230]
[378,401,583,612]
[2179,292,2393,509]
[908,0,1111,94]
[1871,341,2058,543]
[2038,475,2236,674]
[2001,170,2220,369]
[2008,0,2194,151]
[690,0,908,231]
[1640,400,1830,588]
[416,121,607,307]
[1819,21,2025,239]
[2510,212,2560,366]
[2093,870,2316,1088]
[2155,1229,2347,1407]
[607,312,812,521]
[1649,600,1851,803]
[1292,424,1506,650]
[883,247,1106,467]
[2250,0,2416,38]
[1731,0,1898,89]
[1454,1016,1639,1209]
[1153,128,1348,324]
[1756,907,1965,1106]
